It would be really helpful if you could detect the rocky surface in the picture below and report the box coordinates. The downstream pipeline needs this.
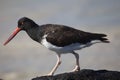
[32,69,120,80]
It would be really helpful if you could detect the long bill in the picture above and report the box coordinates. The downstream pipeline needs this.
[3,27,21,46]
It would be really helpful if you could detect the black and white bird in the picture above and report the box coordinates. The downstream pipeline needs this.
[4,17,109,75]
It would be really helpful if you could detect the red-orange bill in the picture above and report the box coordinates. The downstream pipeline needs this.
[3,27,21,46]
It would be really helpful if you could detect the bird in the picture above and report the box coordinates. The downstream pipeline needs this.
[3,17,109,76]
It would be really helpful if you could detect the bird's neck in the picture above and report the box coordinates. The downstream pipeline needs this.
[26,25,43,43]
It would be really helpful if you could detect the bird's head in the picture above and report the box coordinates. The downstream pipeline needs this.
[18,17,36,30]
[3,17,36,45]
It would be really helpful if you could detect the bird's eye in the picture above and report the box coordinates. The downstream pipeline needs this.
[19,22,23,26]
[21,22,24,25]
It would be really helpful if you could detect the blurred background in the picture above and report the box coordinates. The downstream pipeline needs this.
[0,0,120,80]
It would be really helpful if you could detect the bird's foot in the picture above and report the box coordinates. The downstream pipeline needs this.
[47,72,53,76]
[72,65,80,72]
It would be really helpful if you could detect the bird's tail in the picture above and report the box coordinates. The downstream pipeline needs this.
[91,33,110,43]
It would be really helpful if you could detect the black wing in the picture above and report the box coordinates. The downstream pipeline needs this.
[41,24,109,47]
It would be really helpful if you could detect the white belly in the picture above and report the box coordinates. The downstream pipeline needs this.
[41,37,92,53]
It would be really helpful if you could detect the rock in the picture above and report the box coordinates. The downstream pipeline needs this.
[32,69,120,80]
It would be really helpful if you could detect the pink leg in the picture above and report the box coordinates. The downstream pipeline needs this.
[48,54,61,76]
[72,51,80,71]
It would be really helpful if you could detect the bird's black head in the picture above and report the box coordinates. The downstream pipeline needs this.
[18,17,37,30]
[3,17,37,45]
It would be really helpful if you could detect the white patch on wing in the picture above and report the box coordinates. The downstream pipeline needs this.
[41,35,96,53]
